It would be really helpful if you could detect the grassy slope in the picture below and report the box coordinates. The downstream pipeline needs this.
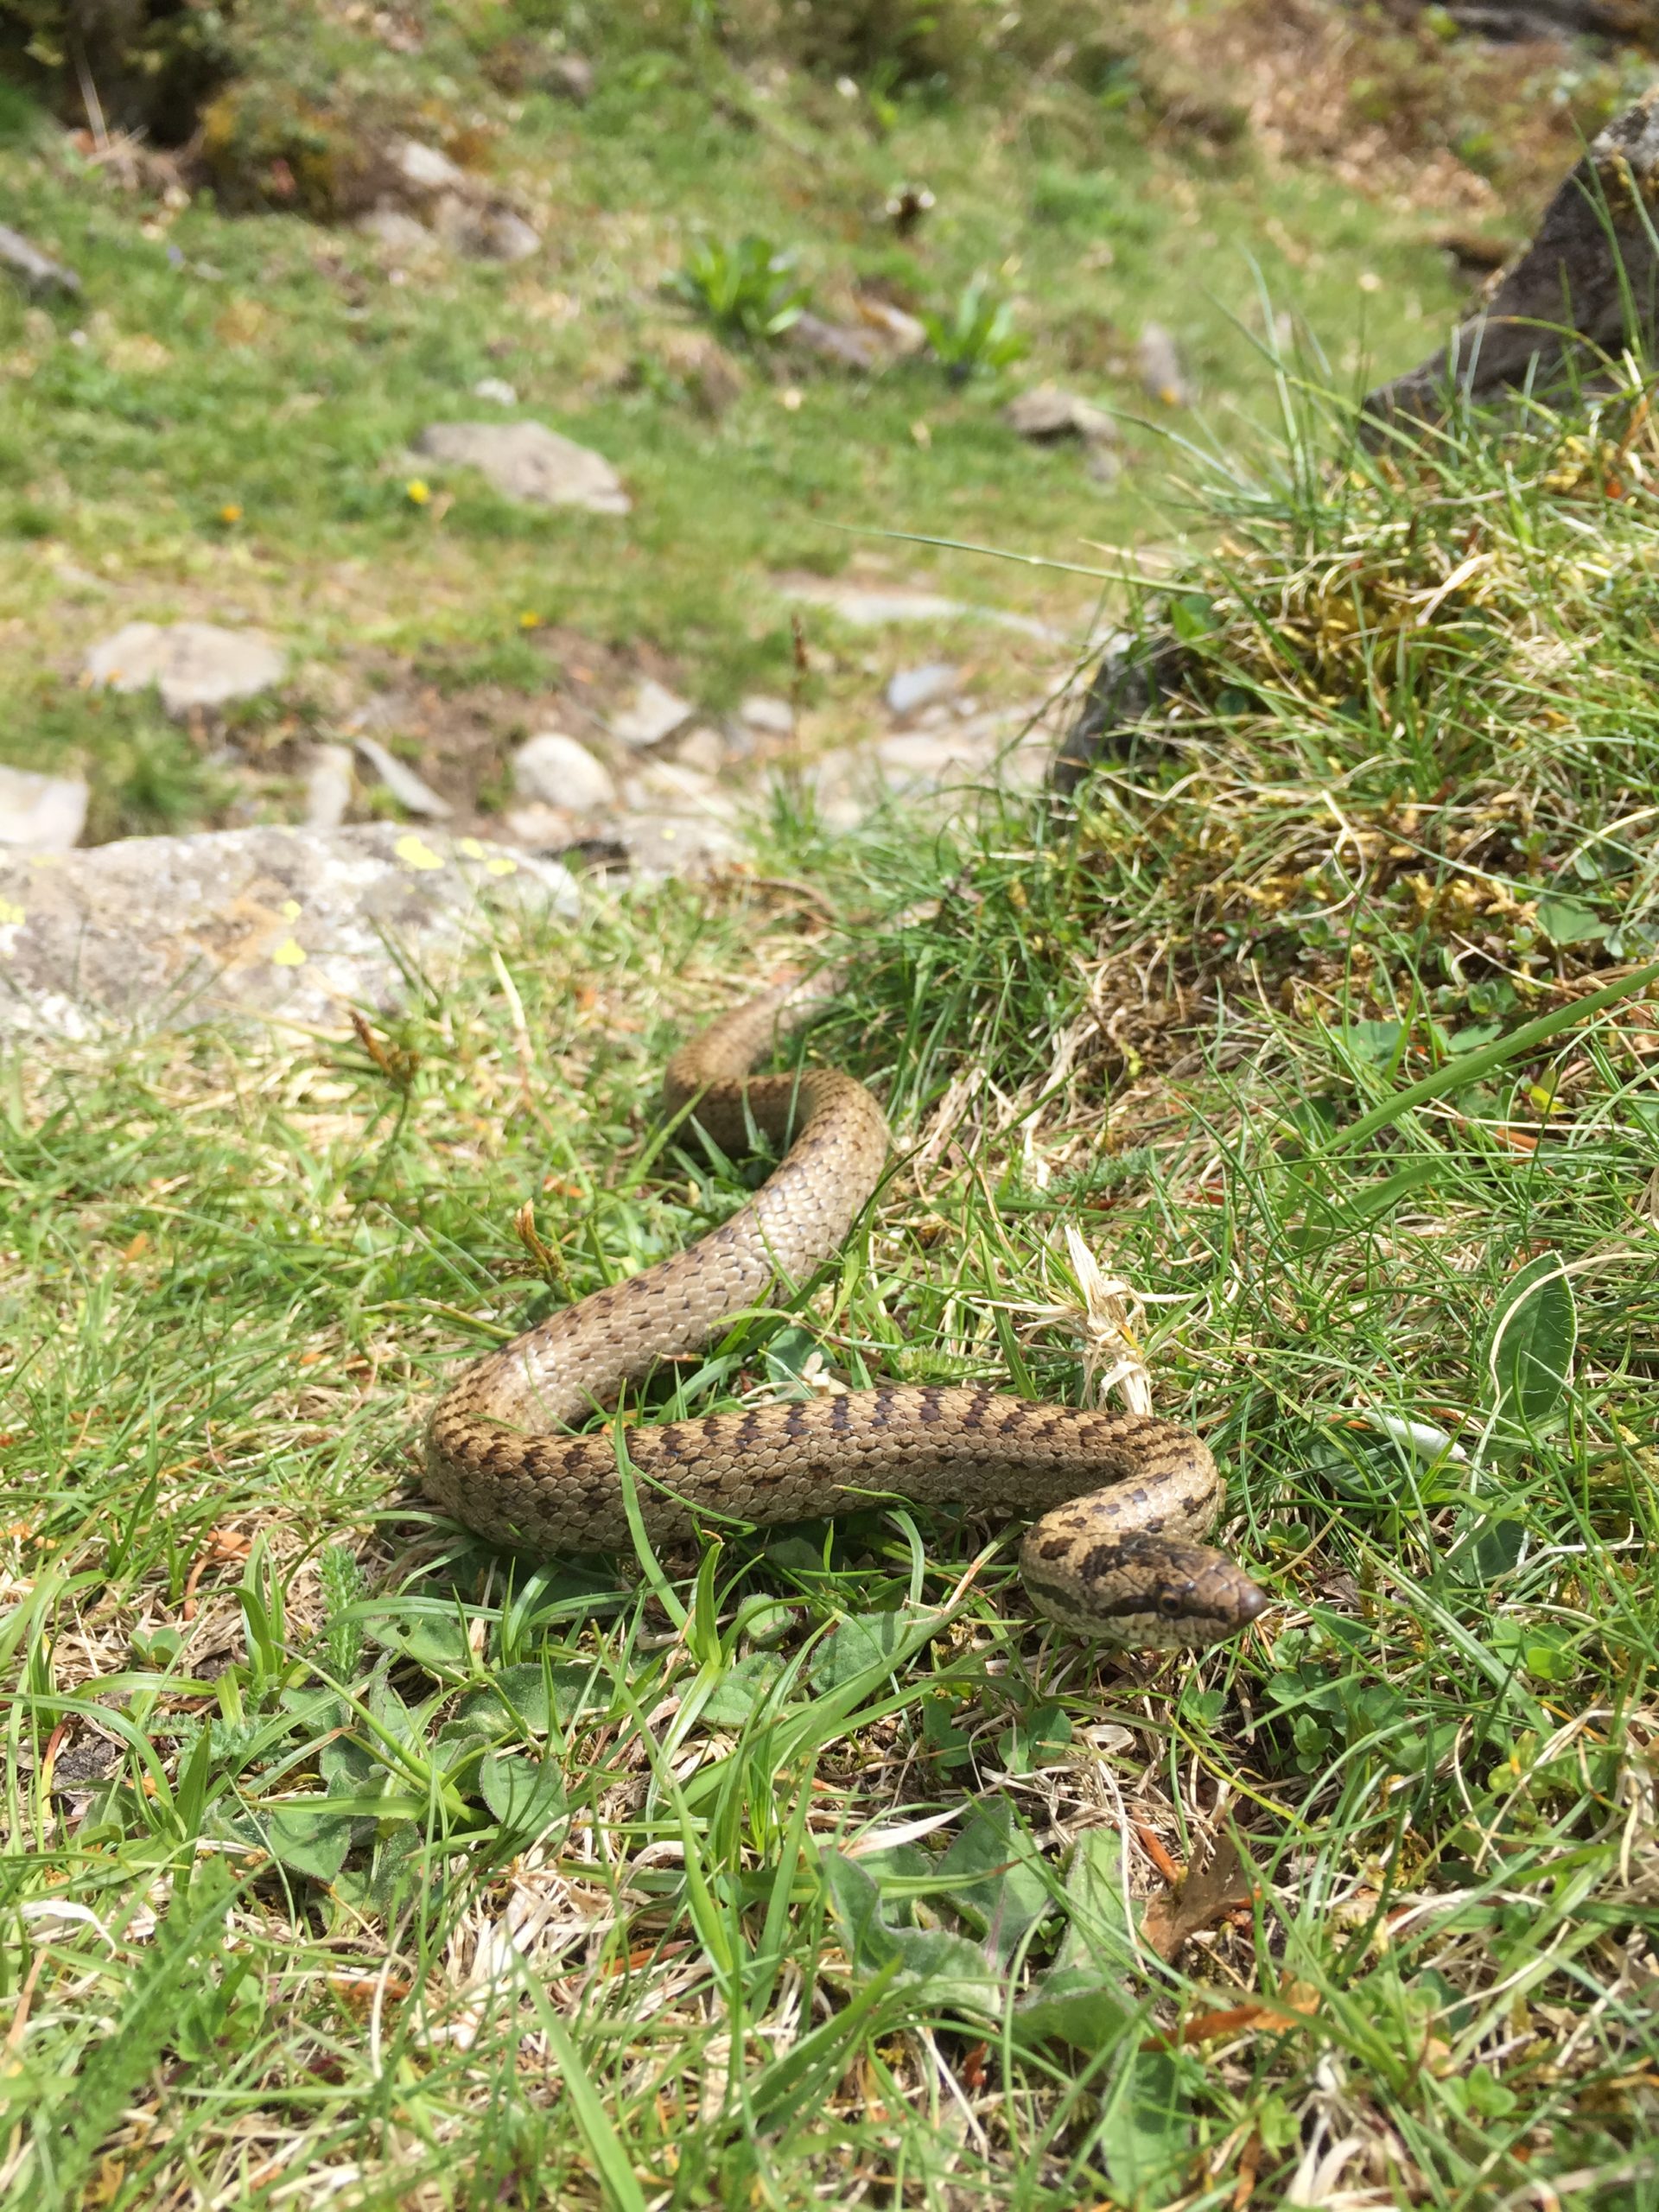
[6,11,1659,2212]
[0,25,1477,836]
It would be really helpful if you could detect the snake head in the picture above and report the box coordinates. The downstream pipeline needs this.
[1020,1533,1268,1651]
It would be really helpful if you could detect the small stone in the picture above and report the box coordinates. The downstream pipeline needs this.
[1004,385,1118,444]
[855,297,927,356]
[388,139,467,195]
[472,376,518,405]
[504,801,577,850]
[788,311,880,372]
[1138,322,1194,407]
[512,731,616,811]
[672,726,725,776]
[774,574,1058,640]
[657,329,745,416]
[610,678,694,749]
[432,196,541,264]
[358,206,435,253]
[414,421,630,514]
[0,764,87,853]
[622,760,728,811]
[353,734,452,819]
[545,54,594,102]
[885,663,961,718]
[304,744,355,831]
[85,620,287,719]
[739,694,795,736]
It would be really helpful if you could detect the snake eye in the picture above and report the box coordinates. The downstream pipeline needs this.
[1157,1587,1188,1619]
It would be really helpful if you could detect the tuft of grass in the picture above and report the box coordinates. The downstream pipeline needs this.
[673,232,810,346]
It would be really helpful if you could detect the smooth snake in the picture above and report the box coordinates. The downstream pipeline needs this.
[424,973,1267,1649]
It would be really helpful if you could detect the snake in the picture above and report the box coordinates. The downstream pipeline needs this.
[423,972,1268,1649]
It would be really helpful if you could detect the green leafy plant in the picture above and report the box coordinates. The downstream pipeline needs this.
[921,273,1028,382]
[673,232,809,343]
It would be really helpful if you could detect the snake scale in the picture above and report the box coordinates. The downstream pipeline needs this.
[424,973,1267,1649]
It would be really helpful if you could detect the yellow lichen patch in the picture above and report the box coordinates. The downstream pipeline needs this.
[395,836,445,872]
[271,938,307,968]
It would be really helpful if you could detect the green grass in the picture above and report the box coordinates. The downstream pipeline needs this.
[5,362,1659,2204]
[0,9,1489,836]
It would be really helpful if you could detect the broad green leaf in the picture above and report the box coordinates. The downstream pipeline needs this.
[1535,894,1604,947]
[700,1652,785,1726]
[1342,1019,1405,1066]
[821,1851,1003,2012]
[1096,2050,1194,2204]
[998,1700,1073,1774]
[264,1802,353,1883]
[811,1606,940,1691]
[937,1796,1052,1966]
[1485,1254,1577,1425]
[1012,1965,1136,2054]
[358,1608,474,1674]
[480,1751,566,1834]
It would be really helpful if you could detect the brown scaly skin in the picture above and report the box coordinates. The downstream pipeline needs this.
[424,974,1268,1650]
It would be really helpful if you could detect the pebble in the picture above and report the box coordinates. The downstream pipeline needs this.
[352,734,452,818]
[512,731,616,812]
[85,620,287,719]
[1138,322,1194,407]
[610,678,694,749]
[885,663,961,718]
[303,744,355,831]
[472,376,518,405]
[739,694,795,736]
[0,763,88,853]
[1004,385,1118,444]
[413,421,630,514]
[671,726,726,777]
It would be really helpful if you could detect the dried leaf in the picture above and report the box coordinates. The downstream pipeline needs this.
[1141,1835,1255,1961]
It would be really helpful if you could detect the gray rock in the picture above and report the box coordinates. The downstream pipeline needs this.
[432,196,541,264]
[610,679,694,749]
[620,760,733,816]
[775,575,1058,640]
[788,312,880,372]
[739,694,796,736]
[671,726,726,776]
[388,139,468,195]
[885,663,961,717]
[1004,385,1118,444]
[358,206,435,254]
[0,223,80,297]
[85,621,287,718]
[503,802,577,850]
[855,298,927,356]
[0,823,579,1039]
[1369,89,1659,426]
[303,744,355,832]
[1138,323,1194,407]
[512,731,616,811]
[413,421,630,514]
[472,376,518,405]
[352,735,452,819]
[0,765,88,854]
[545,54,594,102]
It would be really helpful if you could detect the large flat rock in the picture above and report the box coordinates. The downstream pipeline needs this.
[0,824,578,1039]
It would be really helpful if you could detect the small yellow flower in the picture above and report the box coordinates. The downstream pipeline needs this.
[518,610,542,629]
[406,479,431,506]
[219,502,242,524]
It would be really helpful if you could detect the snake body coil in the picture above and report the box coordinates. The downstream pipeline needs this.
[424,976,1266,1649]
